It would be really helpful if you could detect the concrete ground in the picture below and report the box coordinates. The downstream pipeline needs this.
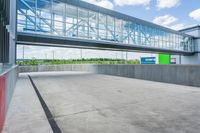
[3,71,200,133]
[2,73,53,133]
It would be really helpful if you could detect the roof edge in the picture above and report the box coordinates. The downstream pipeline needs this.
[179,25,200,32]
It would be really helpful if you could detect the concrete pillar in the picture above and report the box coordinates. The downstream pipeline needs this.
[8,0,17,64]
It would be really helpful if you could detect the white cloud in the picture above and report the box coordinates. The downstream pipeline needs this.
[114,0,150,7]
[157,0,180,9]
[82,0,114,9]
[153,15,178,26]
[189,8,200,21]
[169,23,186,30]
[153,15,187,30]
[145,6,151,10]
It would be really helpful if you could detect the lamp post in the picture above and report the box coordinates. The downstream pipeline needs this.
[126,51,128,64]
[23,45,25,65]
[80,48,83,64]
[52,50,55,60]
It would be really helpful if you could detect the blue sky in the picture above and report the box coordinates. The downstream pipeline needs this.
[83,0,200,30]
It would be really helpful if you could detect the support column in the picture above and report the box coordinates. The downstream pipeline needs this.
[8,0,17,64]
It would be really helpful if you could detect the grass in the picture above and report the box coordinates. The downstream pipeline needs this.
[17,58,140,65]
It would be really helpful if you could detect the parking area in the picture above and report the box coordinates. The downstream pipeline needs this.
[3,71,200,133]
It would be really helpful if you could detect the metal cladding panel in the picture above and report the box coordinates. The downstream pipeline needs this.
[0,76,6,132]
[0,0,11,63]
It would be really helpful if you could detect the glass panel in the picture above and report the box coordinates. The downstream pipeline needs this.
[37,0,51,19]
[107,16,114,31]
[66,4,77,37]
[99,13,106,30]
[78,8,89,38]
[123,21,129,44]
[53,0,65,21]
[22,0,36,16]
[52,0,65,35]
[36,17,51,33]
[89,11,98,40]
[89,11,97,28]
[66,4,77,23]
[98,13,107,40]
[78,25,88,38]
[107,16,115,41]
[115,19,123,42]
[78,8,88,24]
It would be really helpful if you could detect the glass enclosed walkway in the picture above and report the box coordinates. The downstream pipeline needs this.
[17,0,195,53]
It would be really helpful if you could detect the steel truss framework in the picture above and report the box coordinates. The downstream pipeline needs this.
[17,0,195,53]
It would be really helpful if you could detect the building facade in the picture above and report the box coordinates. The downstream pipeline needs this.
[180,26,200,64]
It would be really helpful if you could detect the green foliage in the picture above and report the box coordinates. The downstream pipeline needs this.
[17,58,39,65]
[17,58,140,66]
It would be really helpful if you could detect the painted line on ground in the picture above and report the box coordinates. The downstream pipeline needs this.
[28,75,62,133]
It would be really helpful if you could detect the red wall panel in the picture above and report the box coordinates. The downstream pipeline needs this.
[0,76,6,132]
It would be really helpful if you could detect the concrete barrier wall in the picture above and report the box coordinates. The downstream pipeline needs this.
[4,66,18,112]
[19,64,200,87]
[0,65,18,132]
[95,65,200,87]
[19,65,98,73]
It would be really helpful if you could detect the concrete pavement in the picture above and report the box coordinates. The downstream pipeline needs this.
[2,75,53,133]
[3,71,200,133]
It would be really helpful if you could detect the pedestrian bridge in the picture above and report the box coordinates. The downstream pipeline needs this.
[17,0,195,55]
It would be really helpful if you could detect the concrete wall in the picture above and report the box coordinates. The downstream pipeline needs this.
[0,65,18,131]
[19,64,200,87]
[4,66,18,112]
[19,64,97,73]
[95,65,200,87]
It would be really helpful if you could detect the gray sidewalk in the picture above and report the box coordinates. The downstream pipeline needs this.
[2,75,53,133]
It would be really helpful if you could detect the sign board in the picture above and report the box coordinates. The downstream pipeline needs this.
[170,58,176,64]
[158,53,170,64]
[140,57,156,64]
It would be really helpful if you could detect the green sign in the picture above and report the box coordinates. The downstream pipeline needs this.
[158,53,170,64]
